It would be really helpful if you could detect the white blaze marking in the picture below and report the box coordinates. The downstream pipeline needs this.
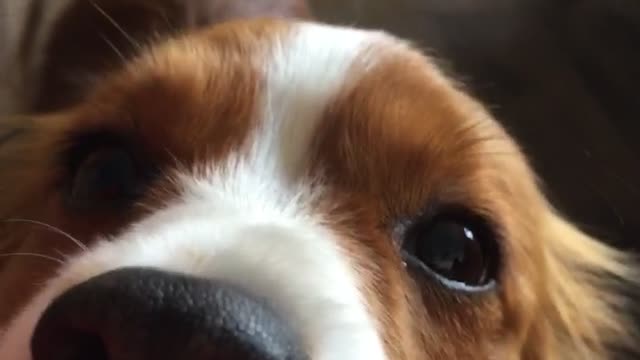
[0,22,391,360]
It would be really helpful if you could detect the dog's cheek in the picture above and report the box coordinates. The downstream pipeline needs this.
[0,230,63,326]
[0,171,151,328]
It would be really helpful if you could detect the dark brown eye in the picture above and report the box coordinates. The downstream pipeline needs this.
[63,132,150,212]
[402,211,499,291]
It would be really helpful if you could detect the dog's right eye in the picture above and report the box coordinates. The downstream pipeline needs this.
[63,132,151,212]
[400,209,500,293]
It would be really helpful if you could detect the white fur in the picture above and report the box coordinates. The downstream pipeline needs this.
[0,23,390,359]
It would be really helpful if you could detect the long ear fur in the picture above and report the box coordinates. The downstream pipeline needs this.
[18,0,310,113]
[527,212,639,359]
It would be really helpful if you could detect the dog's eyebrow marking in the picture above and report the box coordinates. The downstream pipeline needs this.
[0,128,25,147]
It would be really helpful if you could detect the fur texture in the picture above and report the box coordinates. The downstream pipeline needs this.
[0,1,637,359]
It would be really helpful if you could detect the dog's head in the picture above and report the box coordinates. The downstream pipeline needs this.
[0,8,637,360]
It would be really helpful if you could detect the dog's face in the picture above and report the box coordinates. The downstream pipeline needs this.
[0,15,636,360]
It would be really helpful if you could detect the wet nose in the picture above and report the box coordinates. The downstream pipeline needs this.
[31,267,307,360]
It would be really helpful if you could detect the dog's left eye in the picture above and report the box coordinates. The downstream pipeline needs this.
[64,133,150,211]
[402,211,499,291]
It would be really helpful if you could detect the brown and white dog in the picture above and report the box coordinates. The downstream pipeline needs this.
[0,0,637,359]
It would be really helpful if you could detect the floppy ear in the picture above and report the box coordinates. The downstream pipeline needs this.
[525,211,638,359]
[26,0,310,113]
[0,116,54,207]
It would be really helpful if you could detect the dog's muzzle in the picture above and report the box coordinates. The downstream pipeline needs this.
[30,267,307,360]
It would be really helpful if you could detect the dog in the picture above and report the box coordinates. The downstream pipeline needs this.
[0,0,637,359]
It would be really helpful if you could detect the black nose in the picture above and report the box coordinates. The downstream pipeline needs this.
[31,267,307,360]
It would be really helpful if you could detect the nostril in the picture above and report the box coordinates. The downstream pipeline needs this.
[64,332,108,360]
[31,267,307,360]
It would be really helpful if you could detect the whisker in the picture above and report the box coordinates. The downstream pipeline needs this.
[99,33,126,62]
[0,253,64,265]
[3,219,88,251]
[158,10,178,35]
[56,249,71,261]
[90,0,142,50]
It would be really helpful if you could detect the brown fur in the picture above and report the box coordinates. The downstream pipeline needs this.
[0,3,637,359]
[0,18,288,324]
[19,0,308,113]
[309,41,638,358]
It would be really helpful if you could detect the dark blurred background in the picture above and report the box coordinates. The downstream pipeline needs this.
[310,0,640,251]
